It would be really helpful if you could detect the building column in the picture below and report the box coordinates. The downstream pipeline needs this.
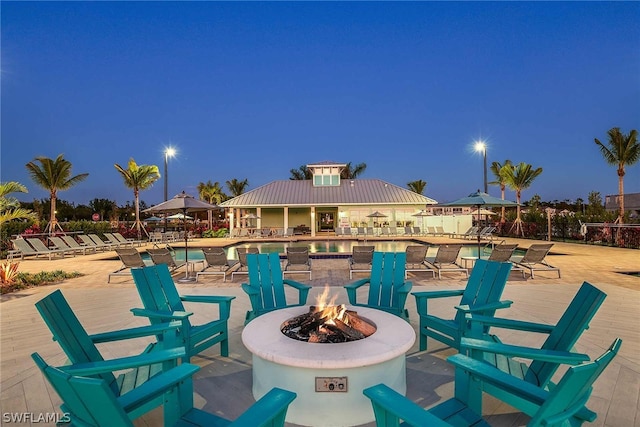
[228,211,234,235]
[310,206,316,237]
[283,206,289,232]
[257,207,262,230]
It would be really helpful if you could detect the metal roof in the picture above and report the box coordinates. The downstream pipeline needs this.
[220,179,438,208]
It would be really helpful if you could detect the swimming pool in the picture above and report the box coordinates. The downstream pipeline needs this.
[150,241,517,261]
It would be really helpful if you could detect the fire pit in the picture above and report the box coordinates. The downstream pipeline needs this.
[242,304,415,426]
[281,304,377,343]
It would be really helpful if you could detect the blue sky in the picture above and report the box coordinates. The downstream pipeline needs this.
[2,1,639,207]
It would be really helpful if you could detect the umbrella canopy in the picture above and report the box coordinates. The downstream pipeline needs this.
[144,191,219,281]
[443,191,518,258]
[366,211,388,218]
[145,216,163,222]
[442,191,518,208]
[469,208,497,216]
[412,210,432,233]
[242,213,261,219]
[166,213,193,220]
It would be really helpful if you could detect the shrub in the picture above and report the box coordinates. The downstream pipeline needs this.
[0,269,83,294]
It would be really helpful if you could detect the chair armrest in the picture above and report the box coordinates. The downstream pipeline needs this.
[61,347,187,376]
[397,281,413,295]
[344,278,370,305]
[180,295,235,320]
[231,388,298,427]
[363,384,451,427]
[283,279,312,305]
[455,300,513,314]
[180,295,235,304]
[130,307,193,321]
[241,283,260,296]
[412,289,465,300]
[448,353,549,405]
[118,363,200,413]
[89,322,181,344]
[344,278,370,291]
[464,314,555,334]
[460,338,590,364]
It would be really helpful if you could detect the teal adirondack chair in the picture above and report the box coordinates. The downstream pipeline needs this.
[241,253,312,324]
[32,351,297,427]
[131,264,235,360]
[412,259,513,351]
[363,338,621,427]
[460,281,607,422]
[35,289,182,420]
[344,252,413,319]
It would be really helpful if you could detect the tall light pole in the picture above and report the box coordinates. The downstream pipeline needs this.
[163,147,176,232]
[474,141,488,193]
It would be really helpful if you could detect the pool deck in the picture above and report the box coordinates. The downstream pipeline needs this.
[1,235,638,426]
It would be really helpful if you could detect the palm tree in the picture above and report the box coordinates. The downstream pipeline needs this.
[502,162,543,236]
[340,162,367,179]
[226,178,249,197]
[594,127,639,223]
[489,159,513,223]
[289,165,312,180]
[114,158,160,239]
[407,180,427,195]
[197,180,226,229]
[25,154,88,234]
[0,181,37,226]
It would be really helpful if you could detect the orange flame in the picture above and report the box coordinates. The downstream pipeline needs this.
[314,285,348,326]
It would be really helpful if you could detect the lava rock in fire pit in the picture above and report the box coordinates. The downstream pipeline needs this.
[280,305,377,343]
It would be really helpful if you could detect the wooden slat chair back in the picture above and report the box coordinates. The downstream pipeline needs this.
[363,338,622,427]
[465,281,607,390]
[32,351,297,427]
[34,290,179,419]
[412,259,513,351]
[345,252,413,319]
[35,290,116,390]
[241,253,312,324]
[131,264,235,360]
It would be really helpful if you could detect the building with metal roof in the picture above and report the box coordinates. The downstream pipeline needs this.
[220,162,439,236]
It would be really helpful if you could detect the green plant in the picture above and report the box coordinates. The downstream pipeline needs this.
[1,270,83,294]
[0,261,20,285]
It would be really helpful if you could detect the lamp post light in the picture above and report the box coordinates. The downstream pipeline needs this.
[163,147,176,232]
[474,141,488,194]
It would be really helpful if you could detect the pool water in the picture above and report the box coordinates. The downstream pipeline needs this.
[146,241,523,262]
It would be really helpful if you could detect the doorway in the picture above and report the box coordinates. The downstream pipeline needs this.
[317,210,337,232]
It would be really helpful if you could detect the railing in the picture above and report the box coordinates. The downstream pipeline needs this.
[582,223,640,249]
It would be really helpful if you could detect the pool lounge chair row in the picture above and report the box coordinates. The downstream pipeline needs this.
[9,233,144,260]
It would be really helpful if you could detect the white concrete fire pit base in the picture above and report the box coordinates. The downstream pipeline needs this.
[241,306,416,427]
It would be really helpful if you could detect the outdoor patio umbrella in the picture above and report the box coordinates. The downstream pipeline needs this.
[443,190,518,258]
[366,211,388,227]
[144,216,163,222]
[166,213,194,220]
[242,213,260,228]
[412,210,432,233]
[144,191,219,281]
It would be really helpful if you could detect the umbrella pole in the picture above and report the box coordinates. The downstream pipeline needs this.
[477,204,482,259]
[178,209,195,282]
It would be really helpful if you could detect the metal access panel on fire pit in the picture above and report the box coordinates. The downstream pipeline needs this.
[315,377,348,392]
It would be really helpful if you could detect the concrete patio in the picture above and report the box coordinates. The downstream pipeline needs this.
[1,236,638,426]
